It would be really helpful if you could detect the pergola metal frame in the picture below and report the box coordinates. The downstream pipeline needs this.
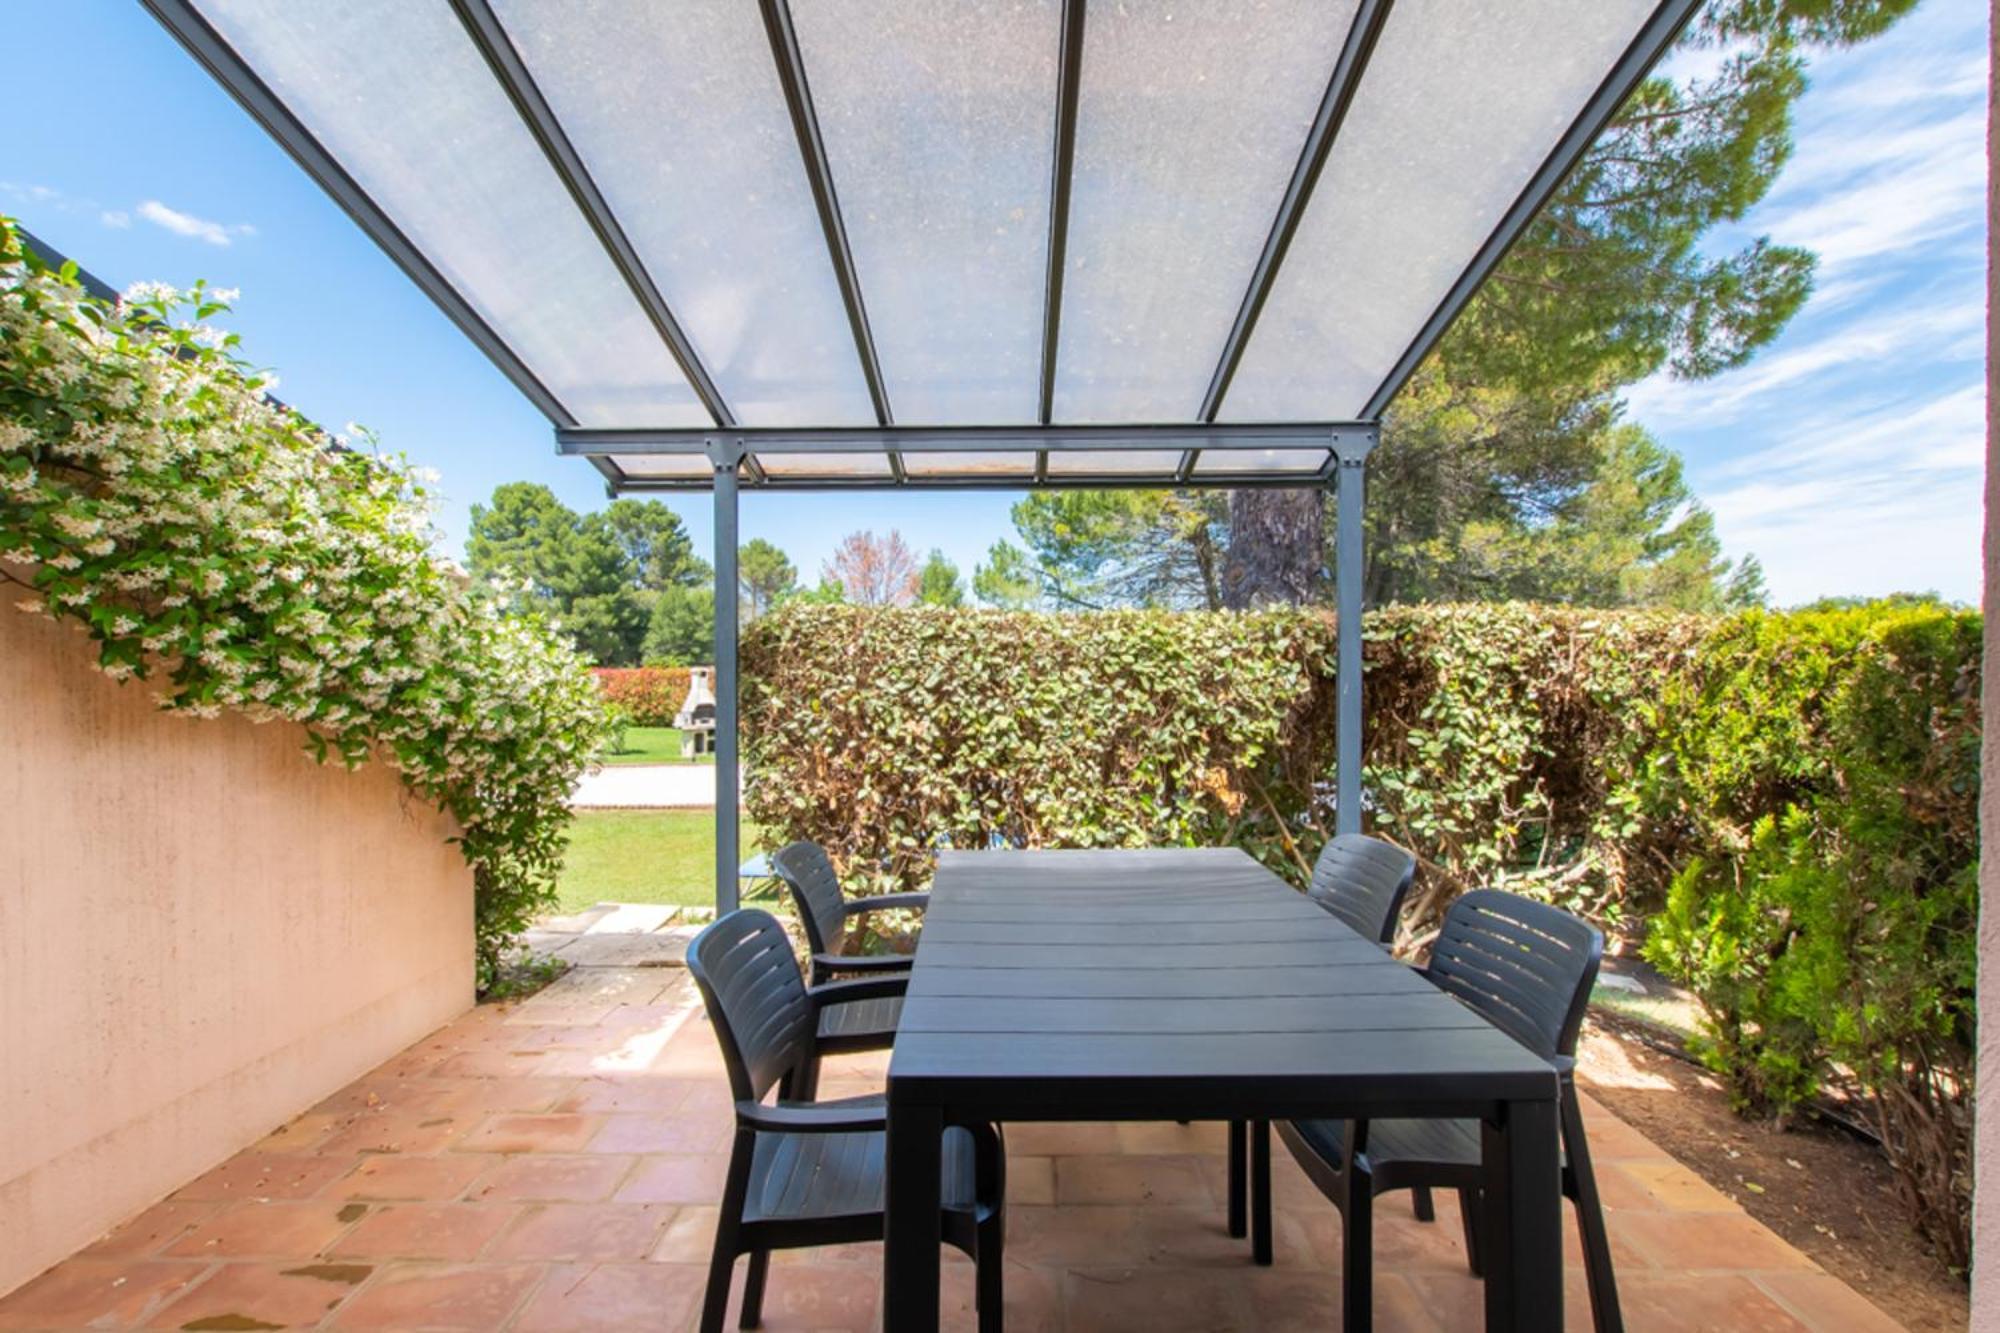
[143,0,1704,912]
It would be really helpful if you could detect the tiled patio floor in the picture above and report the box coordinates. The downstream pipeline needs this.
[0,966,1902,1332]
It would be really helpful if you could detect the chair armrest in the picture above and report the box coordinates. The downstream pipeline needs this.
[812,951,915,976]
[844,892,931,916]
[738,1100,886,1134]
[808,975,910,1009]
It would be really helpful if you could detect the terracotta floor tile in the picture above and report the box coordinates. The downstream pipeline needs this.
[614,1153,731,1204]
[314,1108,472,1157]
[1004,1121,1124,1155]
[1615,1159,1745,1213]
[81,1200,222,1258]
[509,1262,708,1332]
[1614,1211,1822,1274]
[171,1152,352,1202]
[725,1259,880,1331]
[1063,1264,1253,1332]
[251,1111,345,1153]
[455,1113,601,1154]
[485,1202,673,1261]
[1114,1120,1230,1155]
[1007,1156,1056,1205]
[468,1153,636,1203]
[323,1154,490,1202]
[325,1263,542,1330]
[1054,1154,1216,1207]
[164,1201,360,1260]
[650,1205,719,1264]
[553,1077,700,1114]
[328,1204,519,1262]
[0,1260,210,1330]
[1752,1272,1906,1332]
[1613,1272,1814,1331]
[142,1259,373,1329]
[585,1111,731,1155]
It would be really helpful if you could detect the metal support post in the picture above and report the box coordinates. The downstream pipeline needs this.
[710,438,742,914]
[1332,431,1373,835]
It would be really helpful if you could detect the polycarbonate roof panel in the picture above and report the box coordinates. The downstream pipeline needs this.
[787,0,1060,425]
[488,0,875,427]
[193,0,708,428]
[1044,448,1187,477]
[1219,0,1660,420]
[901,452,1039,478]
[753,451,896,479]
[1052,0,1357,423]
[613,455,712,480]
[1191,448,1328,476]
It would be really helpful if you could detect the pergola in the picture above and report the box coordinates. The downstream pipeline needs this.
[146,0,1699,911]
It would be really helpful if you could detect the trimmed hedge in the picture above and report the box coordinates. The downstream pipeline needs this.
[740,599,1979,1264]
[594,665,695,726]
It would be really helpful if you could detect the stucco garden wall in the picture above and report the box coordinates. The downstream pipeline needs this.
[0,605,474,1297]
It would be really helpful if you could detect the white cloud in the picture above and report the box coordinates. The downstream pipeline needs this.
[136,199,256,247]
[100,210,130,229]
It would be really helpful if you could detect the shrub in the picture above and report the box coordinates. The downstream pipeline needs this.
[742,598,1979,1260]
[1644,603,1979,1267]
[0,220,611,990]
[595,665,694,725]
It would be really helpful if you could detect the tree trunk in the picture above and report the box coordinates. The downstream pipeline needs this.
[1220,490,1324,608]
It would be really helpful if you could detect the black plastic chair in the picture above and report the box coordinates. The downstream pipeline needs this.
[1268,890,1620,1332]
[1232,834,1416,1256]
[771,840,930,986]
[686,910,1006,1332]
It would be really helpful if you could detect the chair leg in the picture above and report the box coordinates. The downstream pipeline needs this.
[699,1238,737,1333]
[738,1251,770,1330]
[1227,1120,1247,1239]
[1341,1170,1373,1332]
[1411,1186,1435,1222]
[976,1212,1005,1333]
[1562,1092,1624,1333]
[1456,1187,1483,1278]
[1251,1119,1273,1266]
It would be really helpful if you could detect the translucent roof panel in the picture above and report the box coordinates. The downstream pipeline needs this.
[1052,0,1357,423]
[613,455,713,480]
[753,451,896,480]
[901,452,1039,478]
[193,0,707,428]
[1043,449,1187,477]
[788,0,1059,425]
[1220,0,1660,421]
[1191,448,1328,476]
[489,0,875,428]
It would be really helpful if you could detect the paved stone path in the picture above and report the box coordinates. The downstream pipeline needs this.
[569,764,718,810]
[519,902,705,969]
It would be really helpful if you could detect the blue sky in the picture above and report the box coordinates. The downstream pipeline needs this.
[7,1,1987,606]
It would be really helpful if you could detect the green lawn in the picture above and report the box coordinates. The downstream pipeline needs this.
[553,810,768,915]
[601,725,714,765]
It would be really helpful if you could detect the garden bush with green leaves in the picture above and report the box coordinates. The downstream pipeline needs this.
[742,596,1979,1263]
[594,664,694,726]
[0,219,610,990]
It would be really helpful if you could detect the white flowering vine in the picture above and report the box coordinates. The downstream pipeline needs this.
[0,219,611,988]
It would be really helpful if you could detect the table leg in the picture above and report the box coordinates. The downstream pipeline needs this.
[1251,1119,1273,1266]
[1481,1098,1561,1332]
[884,1101,943,1333]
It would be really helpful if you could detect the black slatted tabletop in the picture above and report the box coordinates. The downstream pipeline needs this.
[880,848,1562,1332]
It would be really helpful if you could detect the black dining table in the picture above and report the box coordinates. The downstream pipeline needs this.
[881,847,1562,1332]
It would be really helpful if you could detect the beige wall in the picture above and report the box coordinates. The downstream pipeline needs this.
[0,605,473,1297]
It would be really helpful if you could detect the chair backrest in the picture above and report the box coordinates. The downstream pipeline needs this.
[1307,833,1417,945]
[685,910,815,1105]
[1427,890,1603,1062]
[771,840,848,956]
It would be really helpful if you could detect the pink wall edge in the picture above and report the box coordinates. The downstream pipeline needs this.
[0,603,474,1297]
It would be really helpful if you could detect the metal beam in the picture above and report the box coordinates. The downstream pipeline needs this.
[1361,0,1702,417]
[139,0,576,427]
[710,442,743,916]
[1331,430,1374,836]
[758,0,893,429]
[1200,0,1393,421]
[560,421,1376,454]
[1038,0,1087,425]
[450,0,733,427]
[609,472,1343,494]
